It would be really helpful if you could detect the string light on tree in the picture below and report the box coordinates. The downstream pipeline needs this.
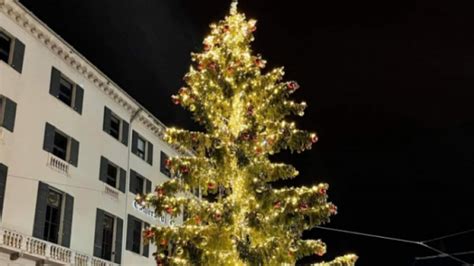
[139,1,356,265]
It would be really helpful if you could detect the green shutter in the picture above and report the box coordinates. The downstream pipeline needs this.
[147,142,153,165]
[103,106,111,134]
[49,67,61,97]
[32,182,49,239]
[93,209,105,257]
[74,85,84,114]
[2,97,17,132]
[69,137,79,167]
[143,222,150,257]
[0,164,7,219]
[62,194,74,247]
[131,131,138,155]
[126,215,134,251]
[129,170,136,193]
[119,168,126,193]
[99,156,108,183]
[114,217,123,264]
[121,120,129,146]
[145,179,152,194]
[43,123,55,153]
[11,38,25,73]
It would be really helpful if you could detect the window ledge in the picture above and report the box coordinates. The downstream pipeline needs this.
[103,184,120,199]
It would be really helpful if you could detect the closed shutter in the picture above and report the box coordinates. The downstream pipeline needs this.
[131,131,138,155]
[0,164,7,219]
[126,215,134,251]
[32,182,49,239]
[93,209,105,258]
[119,168,126,193]
[143,222,150,257]
[62,194,74,248]
[121,120,129,146]
[145,179,152,194]
[2,97,17,132]
[99,156,108,183]
[69,137,79,167]
[147,142,153,165]
[103,107,111,134]
[114,217,123,264]
[74,85,84,114]
[129,170,136,193]
[43,123,55,153]
[49,67,61,97]
[11,38,25,73]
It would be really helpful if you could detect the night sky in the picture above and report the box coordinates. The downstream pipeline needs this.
[19,0,474,265]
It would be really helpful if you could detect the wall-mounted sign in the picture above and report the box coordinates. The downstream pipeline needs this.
[132,200,158,220]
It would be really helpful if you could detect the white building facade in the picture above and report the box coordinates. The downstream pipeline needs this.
[0,0,183,265]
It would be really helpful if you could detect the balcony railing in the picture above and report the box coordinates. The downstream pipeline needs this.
[47,153,69,176]
[0,227,119,266]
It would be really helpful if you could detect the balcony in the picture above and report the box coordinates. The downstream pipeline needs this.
[47,153,69,176]
[0,227,119,266]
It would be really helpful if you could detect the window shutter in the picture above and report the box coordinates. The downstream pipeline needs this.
[69,137,79,167]
[74,85,84,114]
[0,164,7,219]
[121,120,129,146]
[147,142,153,165]
[129,170,136,193]
[33,182,49,239]
[131,131,138,155]
[126,215,134,251]
[119,168,126,193]
[103,107,111,134]
[143,222,150,257]
[99,156,108,183]
[62,193,74,248]
[11,38,25,73]
[145,179,152,194]
[43,123,55,153]
[2,97,17,132]
[93,209,105,258]
[114,217,123,264]
[49,67,61,97]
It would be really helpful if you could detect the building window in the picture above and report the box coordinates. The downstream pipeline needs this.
[52,131,68,161]
[136,136,146,159]
[132,131,153,165]
[160,151,171,177]
[0,95,17,132]
[94,209,123,264]
[101,214,115,261]
[130,170,151,195]
[127,215,149,257]
[58,76,74,106]
[44,190,62,244]
[33,182,74,247]
[0,31,11,64]
[0,29,25,73]
[99,156,125,193]
[103,106,129,145]
[49,67,84,114]
[43,123,80,167]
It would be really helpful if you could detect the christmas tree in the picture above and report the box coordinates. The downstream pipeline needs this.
[138,2,357,265]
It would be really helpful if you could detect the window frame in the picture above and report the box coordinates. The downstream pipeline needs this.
[0,29,13,65]
[105,162,119,189]
[101,213,116,261]
[136,136,146,160]
[58,75,76,108]
[133,174,144,195]
[52,129,70,162]
[130,219,143,254]
[108,113,122,140]
[43,188,65,245]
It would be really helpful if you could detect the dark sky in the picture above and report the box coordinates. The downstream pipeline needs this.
[19,0,474,265]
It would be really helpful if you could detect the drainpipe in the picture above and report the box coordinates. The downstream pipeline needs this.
[122,107,141,263]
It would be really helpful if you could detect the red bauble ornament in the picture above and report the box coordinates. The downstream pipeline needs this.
[155,187,165,197]
[255,58,266,68]
[310,134,319,143]
[274,201,281,209]
[255,146,263,154]
[287,81,300,91]
[214,211,222,221]
[299,203,309,211]
[165,207,174,215]
[319,187,327,195]
[223,25,230,32]
[203,43,211,51]
[207,182,216,190]
[247,105,254,116]
[195,216,202,225]
[160,239,168,246]
[144,228,154,239]
[165,159,172,168]
[315,249,325,256]
[180,166,189,174]
[171,95,180,105]
[328,204,338,214]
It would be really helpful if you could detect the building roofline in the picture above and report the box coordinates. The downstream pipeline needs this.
[1,0,174,143]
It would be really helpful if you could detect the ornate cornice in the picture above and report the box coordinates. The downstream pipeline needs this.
[0,0,169,140]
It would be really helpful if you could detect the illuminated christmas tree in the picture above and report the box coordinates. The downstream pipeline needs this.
[139,2,357,265]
